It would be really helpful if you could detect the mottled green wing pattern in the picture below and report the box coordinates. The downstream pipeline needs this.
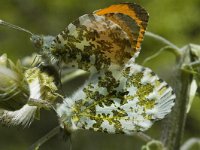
[50,14,132,73]
[50,3,149,74]
[57,63,175,134]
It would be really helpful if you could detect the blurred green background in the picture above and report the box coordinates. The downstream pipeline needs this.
[0,0,200,150]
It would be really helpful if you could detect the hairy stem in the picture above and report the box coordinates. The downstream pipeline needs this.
[160,46,193,150]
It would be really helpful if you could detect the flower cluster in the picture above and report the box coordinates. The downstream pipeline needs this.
[0,54,58,126]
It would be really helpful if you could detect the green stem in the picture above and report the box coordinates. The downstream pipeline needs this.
[29,126,60,150]
[145,31,181,53]
[142,46,179,65]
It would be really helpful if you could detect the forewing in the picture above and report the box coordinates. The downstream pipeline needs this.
[51,14,132,73]
[58,64,175,134]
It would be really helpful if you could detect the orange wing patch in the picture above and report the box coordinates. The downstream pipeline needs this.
[95,3,149,52]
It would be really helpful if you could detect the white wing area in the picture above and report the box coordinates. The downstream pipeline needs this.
[57,63,175,134]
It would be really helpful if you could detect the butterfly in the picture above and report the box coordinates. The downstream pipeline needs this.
[54,3,175,134]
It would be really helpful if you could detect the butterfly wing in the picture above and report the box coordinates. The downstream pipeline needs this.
[50,3,148,73]
[57,64,175,134]
[51,14,132,73]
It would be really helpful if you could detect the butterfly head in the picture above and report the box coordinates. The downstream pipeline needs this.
[30,35,54,52]
[30,35,57,64]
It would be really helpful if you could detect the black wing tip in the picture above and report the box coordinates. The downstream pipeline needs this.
[120,2,149,21]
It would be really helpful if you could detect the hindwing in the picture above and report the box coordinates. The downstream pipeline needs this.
[57,64,175,134]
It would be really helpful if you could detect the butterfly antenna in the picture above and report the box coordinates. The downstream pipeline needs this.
[0,19,33,35]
